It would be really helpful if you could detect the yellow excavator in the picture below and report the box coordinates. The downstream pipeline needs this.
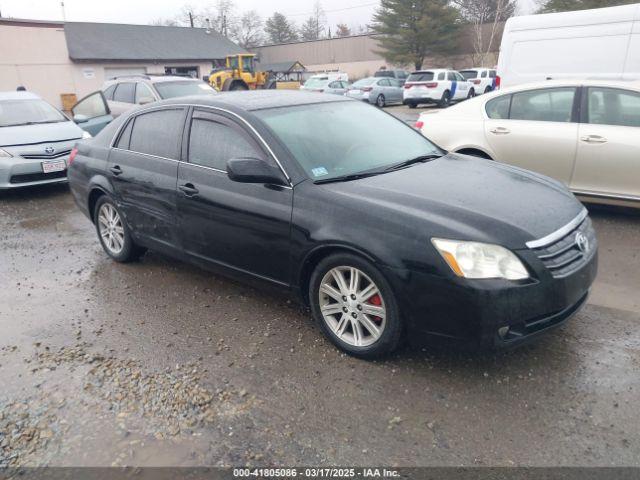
[208,53,301,91]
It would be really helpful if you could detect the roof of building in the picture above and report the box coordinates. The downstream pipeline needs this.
[64,22,246,61]
[259,61,306,73]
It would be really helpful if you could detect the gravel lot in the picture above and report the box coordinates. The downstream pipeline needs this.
[1,108,639,467]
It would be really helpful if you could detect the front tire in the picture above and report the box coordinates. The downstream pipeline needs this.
[309,253,403,359]
[94,196,145,263]
[376,94,386,108]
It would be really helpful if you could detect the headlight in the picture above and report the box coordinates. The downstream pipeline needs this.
[0,148,12,158]
[82,131,92,139]
[431,238,529,280]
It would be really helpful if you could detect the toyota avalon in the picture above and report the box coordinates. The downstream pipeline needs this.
[67,91,598,358]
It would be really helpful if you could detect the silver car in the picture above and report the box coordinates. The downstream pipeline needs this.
[0,91,89,189]
[345,77,404,107]
[300,78,350,95]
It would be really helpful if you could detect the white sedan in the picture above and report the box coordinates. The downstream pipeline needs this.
[415,80,640,207]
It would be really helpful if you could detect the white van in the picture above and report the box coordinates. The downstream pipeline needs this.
[497,3,640,87]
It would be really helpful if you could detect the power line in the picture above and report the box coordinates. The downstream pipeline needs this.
[287,1,379,18]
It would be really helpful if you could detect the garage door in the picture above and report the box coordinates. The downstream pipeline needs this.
[104,67,147,80]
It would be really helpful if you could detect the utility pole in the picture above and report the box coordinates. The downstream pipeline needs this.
[60,1,66,21]
[188,11,194,28]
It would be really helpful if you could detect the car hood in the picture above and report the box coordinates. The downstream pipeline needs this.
[0,121,84,147]
[319,154,583,249]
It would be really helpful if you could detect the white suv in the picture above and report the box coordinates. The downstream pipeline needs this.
[403,69,474,108]
[459,68,499,95]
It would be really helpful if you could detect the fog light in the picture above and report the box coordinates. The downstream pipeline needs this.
[498,326,510,338]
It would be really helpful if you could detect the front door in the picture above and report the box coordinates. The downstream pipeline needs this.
[71,91,113,136]
[483,87,579,184]
[572,86,640,200]
[108,107,186,247]
[176,108,293,285]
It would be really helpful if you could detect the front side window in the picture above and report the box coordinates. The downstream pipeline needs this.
[255,101,441,181]
[113,83,135,103]
[489,70,497,78]
[587,87,640,127]
[0,99,67,127]
[485,95,511,119]
[510,88,576,123]
[129,108,184,159]
[188,117,263,171]
[103,84,117,100]
[447,72,456,81]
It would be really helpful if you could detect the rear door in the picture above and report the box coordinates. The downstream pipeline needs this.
[572,86,640,199]
[483,87,579,184]
[176,108,293,284]
[71,91,113,135]
[109,107,186,247]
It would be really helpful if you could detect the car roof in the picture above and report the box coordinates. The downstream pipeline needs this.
[104,75,201,85]
[496,79,640,94]
[410,69,452,74]
[149,90,352,112]
[0,91,42,101]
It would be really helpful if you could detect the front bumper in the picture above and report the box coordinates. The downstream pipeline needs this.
[384,246,598,349]
[0,155,69,189]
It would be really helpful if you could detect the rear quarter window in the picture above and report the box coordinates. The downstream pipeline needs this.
[486,95,511,119]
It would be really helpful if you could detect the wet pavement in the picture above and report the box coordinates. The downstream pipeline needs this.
[1,175,639,467]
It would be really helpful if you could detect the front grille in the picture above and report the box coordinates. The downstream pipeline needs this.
[10,170,67,184]
[21,149,71,160]
[530,216,597,278]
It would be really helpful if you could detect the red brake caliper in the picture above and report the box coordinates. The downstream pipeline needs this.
[368,294,383,323]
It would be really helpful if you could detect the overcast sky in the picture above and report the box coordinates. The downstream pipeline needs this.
[0,0,537,30]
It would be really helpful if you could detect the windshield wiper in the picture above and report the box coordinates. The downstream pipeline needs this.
[1,120,66,127]
[314,170,386,184]
[384,154,442,172]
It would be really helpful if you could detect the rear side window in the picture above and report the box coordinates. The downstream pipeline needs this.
[188,118,263,171]
[103,85,116,100]
[587,87,640,127]
[378,79,391,87]
[437,72,445,81]
[129,108,184,159]
[486,95,511,119]
[510,88,576,123]
[113,83,135,103]
[407,72,434,82]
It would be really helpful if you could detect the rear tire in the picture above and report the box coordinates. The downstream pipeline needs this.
[467,88,475,99]
[376,94,386,108]
[438,90,451,108]
[484,86,492,94]
[407,102,417,109]
[93,196,145,263]
[309,253,403,359]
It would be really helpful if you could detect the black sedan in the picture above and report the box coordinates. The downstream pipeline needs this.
[67,91,597,358]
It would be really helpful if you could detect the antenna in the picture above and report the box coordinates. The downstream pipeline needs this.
[60,1,66,21]
[205,18,211,34]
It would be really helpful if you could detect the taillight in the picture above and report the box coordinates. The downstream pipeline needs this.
[361,86,373,92]
[425,82,438,88]
[495,75,501,88]
[415,120,424,129]
[68,147,78,166]
[404,84,413,89]
[472,79,481,84]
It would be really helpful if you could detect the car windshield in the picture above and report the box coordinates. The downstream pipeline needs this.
[407,72,434,82]
[0,99,67,127]
[255,101,441,181]
[303,78,329,88]
[460,70,479,80]
[153,81,216,99]
[352,78,377,87]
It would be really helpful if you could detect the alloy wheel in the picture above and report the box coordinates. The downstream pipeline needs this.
[97,203,125,255]
[319,266,386,347]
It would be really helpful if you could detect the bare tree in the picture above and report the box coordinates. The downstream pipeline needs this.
[336,23,352,37]
[231,10,264,48]
[452,0,515,66]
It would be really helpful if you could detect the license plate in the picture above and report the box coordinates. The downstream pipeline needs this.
[42,160,66,173]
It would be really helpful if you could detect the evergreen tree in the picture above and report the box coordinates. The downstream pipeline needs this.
[372,0,461,70]
[265,12,298,44]
[539,0,637,12]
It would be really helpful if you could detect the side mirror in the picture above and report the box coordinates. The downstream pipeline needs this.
[73,114,89,124]
[227,158,288,186]
[138,97,154,105]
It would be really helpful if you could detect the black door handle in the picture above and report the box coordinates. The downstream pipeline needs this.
[109,165,123,176]
[178,183,199,197]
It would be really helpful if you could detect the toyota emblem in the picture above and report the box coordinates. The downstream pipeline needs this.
[45,146,55,155]
[575,232,589,253]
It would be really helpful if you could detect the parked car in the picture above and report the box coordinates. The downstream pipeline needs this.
[0,91,90,189]
[346,77,404,107]
[68,91,597,358]
[459,68,499,94]
[403,69,474,108]
[300,78,350,95]
[102,75,217,117]
[415,80,640,207]
[374,69,410,85]
[497,3,640,87]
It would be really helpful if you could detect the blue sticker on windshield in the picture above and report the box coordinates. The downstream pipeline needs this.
[311,167,329,177]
